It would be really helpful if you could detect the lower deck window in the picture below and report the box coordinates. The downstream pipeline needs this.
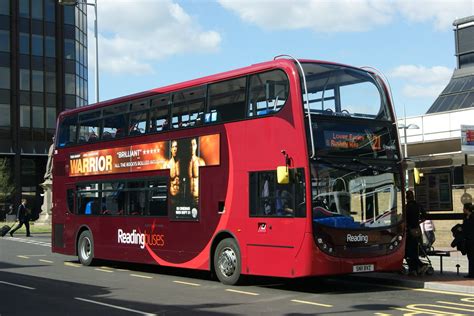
[75,177,168,217]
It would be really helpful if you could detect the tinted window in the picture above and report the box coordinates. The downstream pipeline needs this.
[172,86,205,128]
[209,77,246,122]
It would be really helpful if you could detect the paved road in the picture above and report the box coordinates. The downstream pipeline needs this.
[2,234,474,315]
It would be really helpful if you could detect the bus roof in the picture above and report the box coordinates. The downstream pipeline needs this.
[57,58,363,120]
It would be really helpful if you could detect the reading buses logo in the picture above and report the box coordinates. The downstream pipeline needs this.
[117,229,164,249]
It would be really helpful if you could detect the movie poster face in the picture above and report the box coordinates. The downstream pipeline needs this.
[69,134,220,220]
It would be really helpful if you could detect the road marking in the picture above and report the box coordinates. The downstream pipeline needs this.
[173,280,201,287]
[39,259,53,263]
[225,289,259,296]
[95,268,113,273]
[291,299,333,308]
[130,274,153,279]
[64,262,82,268]
[75,297,156,316]
[0,281,35,290]
[374,313,392,316]
[116,268,129,272]
[17,255,29,259]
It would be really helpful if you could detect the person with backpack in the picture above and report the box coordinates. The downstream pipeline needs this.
[10,199,31,237]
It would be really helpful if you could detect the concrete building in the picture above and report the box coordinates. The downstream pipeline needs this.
[0,0,87,218]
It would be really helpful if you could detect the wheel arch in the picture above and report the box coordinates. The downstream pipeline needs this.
[209,230,241,273]
[75,225,93,256]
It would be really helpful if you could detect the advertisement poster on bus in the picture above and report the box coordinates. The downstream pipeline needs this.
[69,134,220,220]
[166,134,220,220]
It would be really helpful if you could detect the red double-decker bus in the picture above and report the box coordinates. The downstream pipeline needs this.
[52,56,405,285]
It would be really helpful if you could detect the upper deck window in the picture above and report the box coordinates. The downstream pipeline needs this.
[209,77,247,122]
[248,69,289,117]
[171,86,205,128]
[301,63,390,121]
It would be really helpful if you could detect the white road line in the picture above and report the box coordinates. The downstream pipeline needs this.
[225,289,259,296]
[130,274,153,279]
[95,268,113,273]
[291,299,333,308]
[75,297,157,316]
[0,281,35,290]
[17,255,29,259]
[39,259,53,263]
[116,268,129,272]
[173,280,201,287]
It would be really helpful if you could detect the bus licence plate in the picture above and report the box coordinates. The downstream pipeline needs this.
[353,264,374,273]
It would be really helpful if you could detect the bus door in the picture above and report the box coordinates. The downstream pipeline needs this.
[247,168,306,276]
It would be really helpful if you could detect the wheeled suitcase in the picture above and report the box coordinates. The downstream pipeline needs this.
[1,225,11,237]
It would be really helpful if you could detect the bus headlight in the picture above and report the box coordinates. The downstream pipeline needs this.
[388,234,403,251]
[316,236,334,254]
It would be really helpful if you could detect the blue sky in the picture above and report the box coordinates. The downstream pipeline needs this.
[88,0,474,118]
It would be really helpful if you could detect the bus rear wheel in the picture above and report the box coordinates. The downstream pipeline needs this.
[78,230,94,266]
[214,238,241,285]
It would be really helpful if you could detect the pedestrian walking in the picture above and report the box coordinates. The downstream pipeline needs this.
[405,190,428,275]
[461,203,474,278]
[10,199,31,237]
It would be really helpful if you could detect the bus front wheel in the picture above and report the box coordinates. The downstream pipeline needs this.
[214,238,241,285]
[77,230,94,266]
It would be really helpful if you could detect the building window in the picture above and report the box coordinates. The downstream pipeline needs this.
[64,39,74,59]
[32,70,44,92]
[0,30,9,52]
[32,34,43,56]
[64,6,74,25]
[19,33,30,54]
[20,105,30,127]
[46,107,55,129]
[65,73,75,94]
[0,66,9,89]
[0,103,9,126]
[44,0,55,22]
[45,36,55,57]
[0,0,10,15]
[45,71,55,93]
[19,0,30,18]
[32,106,44,128]
[31,0,43,20]
[19,69,30,91]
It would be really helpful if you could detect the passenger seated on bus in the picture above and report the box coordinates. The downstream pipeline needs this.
[102,131,113,139]
[88,132,98,142]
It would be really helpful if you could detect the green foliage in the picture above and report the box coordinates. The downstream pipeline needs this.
[0,158,14,204]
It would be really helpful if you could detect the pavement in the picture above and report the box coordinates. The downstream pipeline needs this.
[353,248,474,294]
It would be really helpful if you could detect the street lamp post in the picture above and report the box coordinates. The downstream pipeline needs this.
[59,0,99,103]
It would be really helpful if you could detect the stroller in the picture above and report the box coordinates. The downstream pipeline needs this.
[401,224,435,276]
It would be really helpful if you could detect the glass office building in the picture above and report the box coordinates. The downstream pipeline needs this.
[0,0,87,217]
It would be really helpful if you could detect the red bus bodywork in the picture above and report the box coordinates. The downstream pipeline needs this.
[52,58,405,282]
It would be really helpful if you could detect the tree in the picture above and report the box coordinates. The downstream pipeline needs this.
[0,158,15,215]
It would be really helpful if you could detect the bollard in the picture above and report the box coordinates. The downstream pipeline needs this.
[456,264,460,276]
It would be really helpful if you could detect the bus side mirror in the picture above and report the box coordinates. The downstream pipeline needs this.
[277,166,289,184]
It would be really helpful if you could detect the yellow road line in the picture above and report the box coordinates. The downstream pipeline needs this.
[95,268,113,273]
[291,299,333,308]
[39,259,53,263]
[225,289,259,296]
[130,274,153,279]
[64,262,81,268]
[173,280,201,287]
[17,255,29,259]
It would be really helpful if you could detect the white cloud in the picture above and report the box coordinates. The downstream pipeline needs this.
[396,0,473,30]
[218,0,473,32]
[217,0,394,32]
[391,65,452,98]
[91,0,221,75]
